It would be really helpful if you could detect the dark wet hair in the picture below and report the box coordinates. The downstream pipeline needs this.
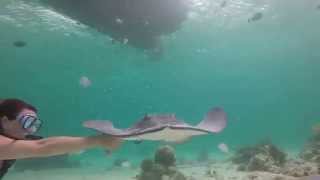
[0,99,37,120]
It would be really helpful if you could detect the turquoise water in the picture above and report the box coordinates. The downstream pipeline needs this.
[1,0,320,170]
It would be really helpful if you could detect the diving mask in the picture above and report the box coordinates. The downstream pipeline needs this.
[17,114,42,134]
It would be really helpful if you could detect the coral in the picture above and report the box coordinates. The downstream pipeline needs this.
[281,159,319,177]
[232,146,257,164]
[231,140,287,173]
[232,138,320,177]
[137,146,186,180]
[141,159,154,172]
[139,171,162,180]
[300,147,320,164]
[265,143,287,165]
[152,163,166,176]
[247,153,271,171]
[205,168,218,178]
[169,171,186,180]
[154,145,176,167]
[312,123,320,136]
[300,126,320,165]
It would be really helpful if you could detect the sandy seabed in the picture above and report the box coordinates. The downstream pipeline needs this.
[5,161,316,180]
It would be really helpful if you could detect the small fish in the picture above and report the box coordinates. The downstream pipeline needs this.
[13,41,27,48]
[248,12,263,23]
[218,143,229,153]
[79,76,91,88]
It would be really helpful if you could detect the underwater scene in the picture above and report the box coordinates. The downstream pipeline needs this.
[1,0,320,179]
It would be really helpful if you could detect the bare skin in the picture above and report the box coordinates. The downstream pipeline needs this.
[0,108,122,161]
[0,134,121,160]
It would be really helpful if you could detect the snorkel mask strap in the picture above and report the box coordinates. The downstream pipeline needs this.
[25,134,43,140]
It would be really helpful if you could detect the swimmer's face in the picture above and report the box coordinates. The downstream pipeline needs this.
[1,109,38,139]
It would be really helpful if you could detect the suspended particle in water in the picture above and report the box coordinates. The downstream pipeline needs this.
[13,40,27,48]
[145,84,152,89]
[103,87,113,93]
[248,12,263,23]
[187,12,199,20]
[123,38,129,44]
[220,1,227,8]
[79,76,91,88]
[110,38,116,44]
[196,48,208,54]
[115,18,124,25]
[217,143,229,154]
[120,161,131,168]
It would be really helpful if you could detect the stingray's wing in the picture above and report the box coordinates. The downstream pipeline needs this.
[197,107,227,133]
[168,107,227,134]
[83,120,135,137]
[83,117,169,138]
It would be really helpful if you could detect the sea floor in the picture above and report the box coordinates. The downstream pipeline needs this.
[5,162,309,180]
[5,150,317,180]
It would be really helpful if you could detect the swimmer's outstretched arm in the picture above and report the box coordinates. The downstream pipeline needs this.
[0,135,121,160]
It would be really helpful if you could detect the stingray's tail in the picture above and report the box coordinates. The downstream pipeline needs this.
[197,107,227,133]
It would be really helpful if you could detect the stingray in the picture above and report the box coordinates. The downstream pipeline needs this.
[83,107,227,143]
